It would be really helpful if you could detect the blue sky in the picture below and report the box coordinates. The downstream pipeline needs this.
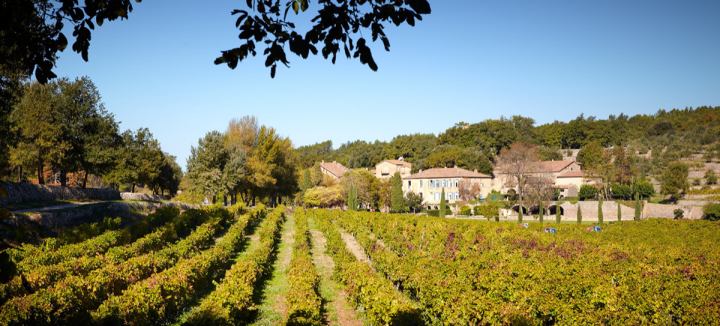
[52,0,720,168]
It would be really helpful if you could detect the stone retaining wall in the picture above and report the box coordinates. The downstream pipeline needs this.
[0,182,120,207]
[677,200,715,207]
[643,203,703,220]
[11,201,195,229]
[120,193,169,201]
[500,201,703,221]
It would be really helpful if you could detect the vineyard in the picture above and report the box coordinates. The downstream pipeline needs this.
[0,206,718,325]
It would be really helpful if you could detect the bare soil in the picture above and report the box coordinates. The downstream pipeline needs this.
[340,231,370,264]
[309,228,363,326]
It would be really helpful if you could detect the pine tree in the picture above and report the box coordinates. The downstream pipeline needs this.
[539,201,544,224]
[391,172,403,213]
[439,188,446,218]
[598,199,603,224]
[577,204,582,224]
[617,202,622,222]
[556,203,561,224]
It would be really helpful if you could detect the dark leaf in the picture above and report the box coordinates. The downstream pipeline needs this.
[271,64,277,78]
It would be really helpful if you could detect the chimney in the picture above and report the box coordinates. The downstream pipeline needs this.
[419,169,423,173]
[322,160,324,164]
[474,169,477,173]
[333,161,337,165]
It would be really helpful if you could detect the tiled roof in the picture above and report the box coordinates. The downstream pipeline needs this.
[320,161,350,177]
[538,160,578,173]
[557,170,584,178]
[380,159,412,168]
[403,167,491,180]
[370,170,376,175]
[554,184,571,189]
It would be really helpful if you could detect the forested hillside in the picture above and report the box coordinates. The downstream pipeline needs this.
[297,106,720,176]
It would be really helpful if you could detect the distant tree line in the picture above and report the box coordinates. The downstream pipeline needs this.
[296,107,720,178]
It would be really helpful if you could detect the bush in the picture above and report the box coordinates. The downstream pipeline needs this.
[579,185,597,201]
[693,179,701,186]
[673,209,684,219]
[612,184,632,200]
[706,170,718,185]
[473,203,500,221]
[458,206,471,216]
[424,210,439,217]
[704,204,720,221]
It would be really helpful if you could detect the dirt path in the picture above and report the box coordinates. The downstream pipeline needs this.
[308,220,363,326]
[340,230,370,265]
[248,214,295,326]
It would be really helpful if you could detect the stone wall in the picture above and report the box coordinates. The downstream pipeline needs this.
[642,203,703,220]
[558,201,636,221]
[120,193,169,201]
[11,201,195,229]
[0,182,120,207]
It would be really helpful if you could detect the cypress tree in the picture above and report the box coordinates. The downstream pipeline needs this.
[556,203,561,224]
[577,204,582,224]
[391,172,403,213]
[347,185,357,211]
[439,188,446,218]
[634,193,641,221]
[598,199,603,224]
[539,201,544,224]
[617,202,622,222]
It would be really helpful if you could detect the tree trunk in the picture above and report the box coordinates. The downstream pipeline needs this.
[37,160,44,185]
[252,196,256,207]
[17,166,22,182]
[223,195,227,206]
[60,171,67,187]
[132,183,136,193]
[82,171,89,189]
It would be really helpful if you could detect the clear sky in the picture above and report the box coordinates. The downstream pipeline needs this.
[52,0,720,169]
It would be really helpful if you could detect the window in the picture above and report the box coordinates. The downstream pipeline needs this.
[408,180,411,187]
[442,180,446,188]
[481,183,484,187]
[419,192,423,198]
[456,192,460,199]
[420,180,423,188]
[454,179,458,187]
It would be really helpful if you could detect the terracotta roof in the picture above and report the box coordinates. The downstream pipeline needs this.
[370,170,376,175]
[538,160,579,173]
[379,159,412,168]
[320,161,350,177]
[554,184,571,189]
[403,167,491,180]
[557,170,584,178]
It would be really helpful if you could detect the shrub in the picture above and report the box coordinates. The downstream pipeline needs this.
[612,184,632,200]
[474,203,499,221]
[693,179,701,186]
[673,209,684,219]
[579,185,597,201]
[704,204,720,221]
[425,210,439,217]
[458,206,471,216]
[706,170,718,185]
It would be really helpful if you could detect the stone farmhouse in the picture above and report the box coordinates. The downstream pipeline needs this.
[373,158,413,180]
[492,160,584,198]
[401,167,493,206]
[319,160,350,179]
